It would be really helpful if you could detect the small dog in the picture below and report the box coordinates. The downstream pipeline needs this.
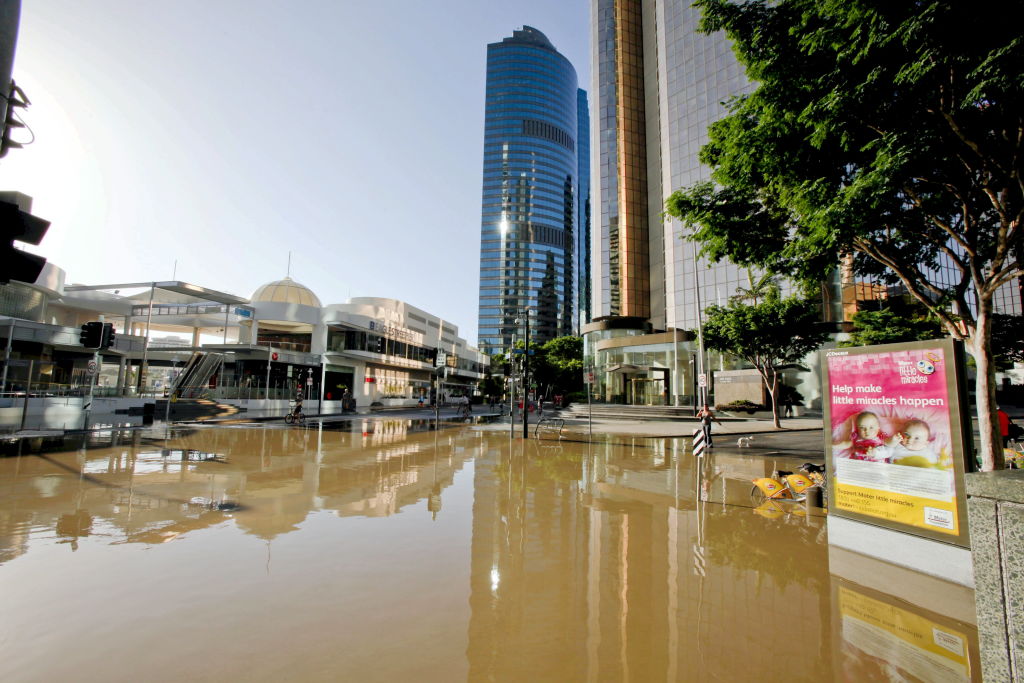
[736,436,754,448]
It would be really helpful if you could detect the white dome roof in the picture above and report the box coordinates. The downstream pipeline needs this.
[251,277,321,307]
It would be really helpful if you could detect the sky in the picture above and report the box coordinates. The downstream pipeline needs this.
[1,0,591,344]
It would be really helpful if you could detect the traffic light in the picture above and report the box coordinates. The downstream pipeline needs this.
[79,321,103,349]
[100,323,115,350]
[1,81,29,159]
[1,196,49,284]
[375,336,384,354]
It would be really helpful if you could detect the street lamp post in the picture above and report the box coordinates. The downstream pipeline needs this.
[521,308,531,440]
[508,330,516,440]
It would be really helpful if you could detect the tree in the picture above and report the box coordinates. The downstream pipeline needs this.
[702,288,829,428]
[730,270,778,306]
[530,336,584,399]
[480,352,509,398]
[840,308,945,348]
[666,0,1022,469]
[991,314,1024,369]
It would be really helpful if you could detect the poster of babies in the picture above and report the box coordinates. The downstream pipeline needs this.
[828,347,954,471]
[824,340,969,540]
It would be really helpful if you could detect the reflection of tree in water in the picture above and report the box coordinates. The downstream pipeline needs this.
[493,446,584,492]
[703,508,829,591]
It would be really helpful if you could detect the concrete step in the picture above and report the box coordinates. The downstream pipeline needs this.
[562,404,698,420]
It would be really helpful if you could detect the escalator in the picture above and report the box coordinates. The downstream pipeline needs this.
[170,352,224,399]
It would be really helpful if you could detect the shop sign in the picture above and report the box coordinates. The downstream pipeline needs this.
[369,320,415,342]
[822,339,971,547]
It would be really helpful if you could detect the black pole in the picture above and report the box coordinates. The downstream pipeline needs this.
[523,310,530,439]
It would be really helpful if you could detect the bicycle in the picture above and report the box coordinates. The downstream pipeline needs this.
[284,409,306,425]
[1004,440,1024,468]
[750,462,826,507]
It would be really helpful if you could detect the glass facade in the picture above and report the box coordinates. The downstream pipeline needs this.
[577,88,592,329]
[589,0,797,405]
[477,27,585,356]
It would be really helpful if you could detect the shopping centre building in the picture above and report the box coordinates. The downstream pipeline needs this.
[0,261,487,420]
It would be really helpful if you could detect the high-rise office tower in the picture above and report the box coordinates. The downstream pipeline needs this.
[587,0,754,405]
[477,27,589,356]
[591,0,751,333]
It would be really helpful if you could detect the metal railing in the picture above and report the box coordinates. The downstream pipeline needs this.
[534,417,565,439]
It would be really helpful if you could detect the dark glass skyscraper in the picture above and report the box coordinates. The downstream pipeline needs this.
[477,27,588,356]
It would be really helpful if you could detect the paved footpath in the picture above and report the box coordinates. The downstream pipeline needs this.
[477,411,828,456]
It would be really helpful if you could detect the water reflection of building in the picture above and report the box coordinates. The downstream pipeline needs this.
[0,424,477,563]
[467,436,832,680]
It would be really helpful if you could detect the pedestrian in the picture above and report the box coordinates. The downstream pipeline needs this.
[697,405,722,447]
[783,395,793,418]
[998,407,1012,448]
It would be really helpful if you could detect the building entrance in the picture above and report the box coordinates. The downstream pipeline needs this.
[325,370,354,403]
[628,376,666,406]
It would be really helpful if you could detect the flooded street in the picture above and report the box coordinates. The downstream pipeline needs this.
[1,421,979,681]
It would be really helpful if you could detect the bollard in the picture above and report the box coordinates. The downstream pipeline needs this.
[805,485,823,512]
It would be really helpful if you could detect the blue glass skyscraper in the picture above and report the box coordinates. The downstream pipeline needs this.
[477,27,587,355]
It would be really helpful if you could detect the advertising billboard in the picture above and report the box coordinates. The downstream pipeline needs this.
[822,339,971,547]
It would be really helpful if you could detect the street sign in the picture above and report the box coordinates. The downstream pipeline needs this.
[698,373,707,387]
[86,360,98,375]
[306,377,313,386]
[436,352,447,367]
[584,371,594,385]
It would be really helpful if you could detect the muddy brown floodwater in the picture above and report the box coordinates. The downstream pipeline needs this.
[0,421,980,681]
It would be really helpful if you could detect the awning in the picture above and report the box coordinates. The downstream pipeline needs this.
[605,364,651,374]
[64,281,249,305]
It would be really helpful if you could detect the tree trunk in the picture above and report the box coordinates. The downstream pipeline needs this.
[973,303,1004,471]
[762,367,782,429]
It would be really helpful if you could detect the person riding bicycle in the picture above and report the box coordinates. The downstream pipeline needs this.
[292,385,304,419]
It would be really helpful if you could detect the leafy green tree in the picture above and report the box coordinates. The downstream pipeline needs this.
[666,0,1022,469]
[702,289,829,428]
[840,309,945,348]
[730,270,778,306]
[991,314,1024,369]
[530,336,584,399]
[480,352,508,398]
